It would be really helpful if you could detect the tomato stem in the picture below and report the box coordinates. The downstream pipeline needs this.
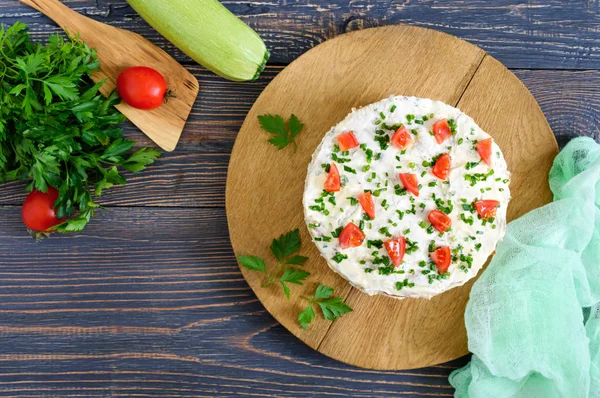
[163,89,176,104]
[27,229,51,242]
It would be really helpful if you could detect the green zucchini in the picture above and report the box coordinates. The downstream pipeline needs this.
[126,0,269,81]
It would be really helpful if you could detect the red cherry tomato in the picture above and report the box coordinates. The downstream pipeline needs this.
[337,131,359,151]
[428,210,452,233]
[385,237,406,267]
[21,187,65,232]
[324,163,341,192]
[433,119,452,144]
[338,223,365,249]
[358,192,376,219]
[476,138,493,166]
[399,173,419,196]
[431,246,451,274]
[432,153,451,180]
[391,126,413,150]
[116,66,167,110]
[474,200,500,220]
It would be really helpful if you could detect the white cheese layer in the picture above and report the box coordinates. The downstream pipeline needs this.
[303,96,511,299]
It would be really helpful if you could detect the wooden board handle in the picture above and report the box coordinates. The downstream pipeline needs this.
[17,0,82,30]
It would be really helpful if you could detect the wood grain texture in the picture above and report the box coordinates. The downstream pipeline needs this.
[514,70,600,148]
[0,205,468,397]
[0,68,597,210]
[3,0,600,70]
[0,0,598,394]
[227,25,557,370]
[456,56,558,220]
[17,0,199,151]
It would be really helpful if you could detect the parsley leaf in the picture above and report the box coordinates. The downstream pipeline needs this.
[297,284,352,329]
[288,114,304,139]
[285,255,309,266]
[279,267,310,299]
[121,148,162,173]
[318,297,353,321]
[297,304,316,330]
[258,114,287,147]
[238,229,311,299]
[238,256,267,273]
[270,229,302,262]
[258,113,304,152]
[314,284,334,299]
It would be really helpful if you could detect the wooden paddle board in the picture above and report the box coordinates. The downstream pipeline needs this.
[18,0,199,152]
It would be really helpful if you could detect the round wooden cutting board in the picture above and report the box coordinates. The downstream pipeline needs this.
[226,25,558,370]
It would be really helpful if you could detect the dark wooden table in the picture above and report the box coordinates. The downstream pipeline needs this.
[0,1,598,396]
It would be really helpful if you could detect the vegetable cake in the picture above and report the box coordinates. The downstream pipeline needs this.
[303,96,511,299]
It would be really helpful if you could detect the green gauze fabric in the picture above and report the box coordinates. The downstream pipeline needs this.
[449,137,600,398]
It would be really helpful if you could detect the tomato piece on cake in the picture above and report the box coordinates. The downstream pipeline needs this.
[399,173,419,196]
[428,210,452,233]
[433,119,452,144]
[358,192,376,219]
[475,200,500,220]
[385,237,406,267]
[391,126,413,150]
[476,138,493,166]
[431,246,451,274]
[432,153,451,180]
[337,131,359,151]
[324,163,341,192]
[339,223,365,249]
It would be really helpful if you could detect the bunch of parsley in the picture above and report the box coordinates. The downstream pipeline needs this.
[0,22,160,232]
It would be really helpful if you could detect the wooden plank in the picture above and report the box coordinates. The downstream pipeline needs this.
[3,0,600,69]
[0,67,598,209]
[0,151,232,208]
[514,70,600,147]
[0,205,467,396]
